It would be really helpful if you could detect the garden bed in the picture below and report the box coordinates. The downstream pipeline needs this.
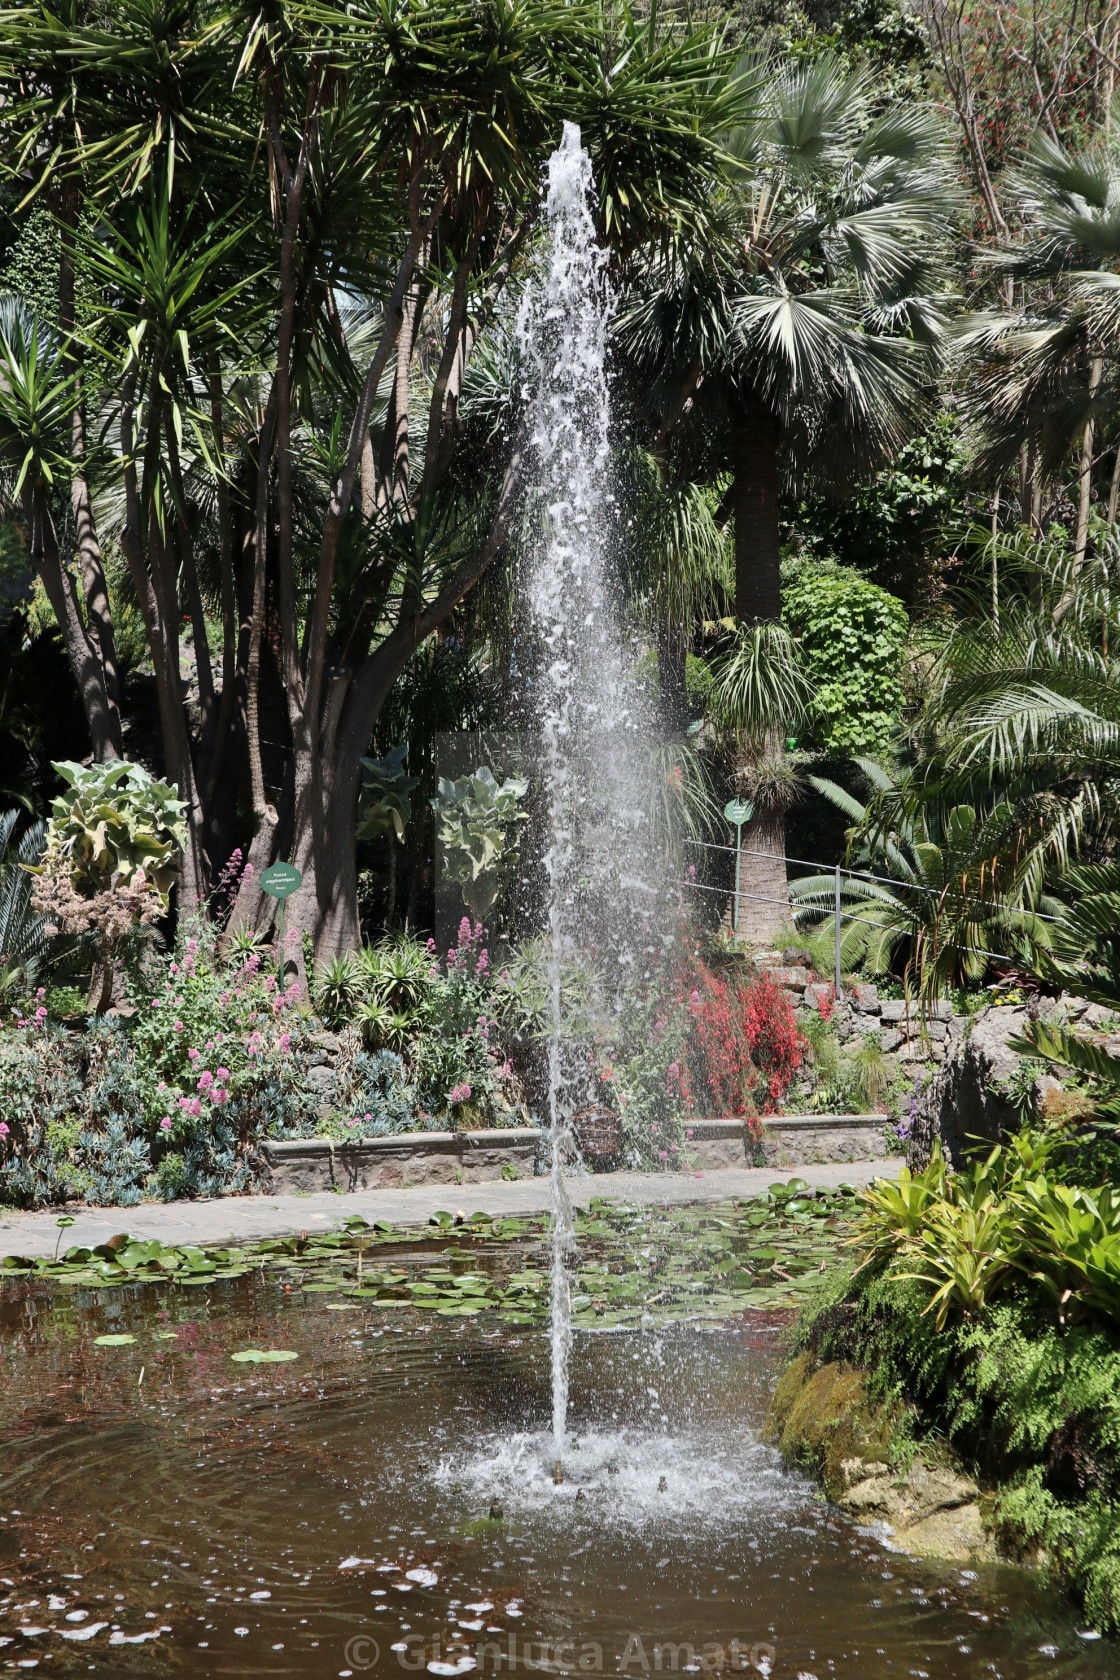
[259,1114,890,1192]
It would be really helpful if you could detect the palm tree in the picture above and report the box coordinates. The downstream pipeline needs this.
[805,536,1120,997]
[617,53,953,942]
[617,448,729,733]
[961,114,1120,572]
[619,52,955,628]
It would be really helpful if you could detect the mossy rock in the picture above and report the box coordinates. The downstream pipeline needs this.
[765,1354,903,1500]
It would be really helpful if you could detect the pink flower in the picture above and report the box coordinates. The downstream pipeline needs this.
[0,1122,9,1137]
[650,1124,659,1135]
[670,1144,677,1154]
[189,1097,202,1118]
[197,1071,214,1091]
[186,938,198,954]
[364,1112,372,1122]
[206,1040,214,1051]
[35,1006,47,1021]
[210,1087,228,1106]
[160,1117,172,1131]
[36,988,45,999]
[686,1128,694,1139]
[667,1062,679,1077]
[173,1020,184,1032]
[178,1096,190,1110]
[188,1047,200,1062]
[170,962,180,975]
[220,992,232,1006]
[278,1032,291,1052]
[216,1067,230,1084]
[659,1150,668,1160]
[158,1082,167,1092]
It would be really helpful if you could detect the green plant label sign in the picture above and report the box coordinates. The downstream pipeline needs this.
[724,798,753,828]
[261,862,302,900]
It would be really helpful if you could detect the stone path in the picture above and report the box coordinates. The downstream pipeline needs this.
[0,1159,897,1260]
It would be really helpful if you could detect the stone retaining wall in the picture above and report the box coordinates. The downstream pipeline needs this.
[261,1113,890,1192]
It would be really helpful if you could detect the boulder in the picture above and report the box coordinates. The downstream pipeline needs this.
[908,1003,1032,1168]
[848,982,880,1013]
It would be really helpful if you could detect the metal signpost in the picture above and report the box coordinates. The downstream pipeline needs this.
[723,798,753,936]
[261,861,303,990]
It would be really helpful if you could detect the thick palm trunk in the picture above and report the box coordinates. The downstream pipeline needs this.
[732,806,791,949]
[733,395,783,624]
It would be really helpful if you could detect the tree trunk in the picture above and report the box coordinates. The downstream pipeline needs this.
[733,394,783,624]
[658,623,689,735]
[25,485,120,764]
[731,806,791,950]
[729,394,790,945]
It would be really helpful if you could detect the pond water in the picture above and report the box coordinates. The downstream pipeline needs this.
[0,1212,1115,1680]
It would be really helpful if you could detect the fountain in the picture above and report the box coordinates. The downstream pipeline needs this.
[517,121,662,1479]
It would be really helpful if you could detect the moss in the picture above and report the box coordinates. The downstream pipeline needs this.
[766,1352,909,1498]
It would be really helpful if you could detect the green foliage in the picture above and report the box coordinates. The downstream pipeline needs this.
[782,559,909,754]
[0,919,319,1208]
[431,766,528,921]
[44,759,187,901]
[799,1257,1120,1633]
[356,744,420,845]
[848,1128,1120,1331]
[783,413,969,602]
[318,923,528,1128]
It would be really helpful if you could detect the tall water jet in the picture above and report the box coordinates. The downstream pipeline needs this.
[517,122,662,1477]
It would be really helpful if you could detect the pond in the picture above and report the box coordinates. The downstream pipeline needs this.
[0,1196,1113,1680]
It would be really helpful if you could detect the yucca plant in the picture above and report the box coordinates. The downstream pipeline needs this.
[316,953,365,1025]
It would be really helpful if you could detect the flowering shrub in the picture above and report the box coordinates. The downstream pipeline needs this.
[411,919,527,1126]
[0,917,319,1208]
[679,962,805,1122]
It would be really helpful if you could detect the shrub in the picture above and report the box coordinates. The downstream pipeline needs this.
[782,559,908,755]
[799,1259,1120,1634]
[29,759,187,1011]
[679,963,804,1119]
[0,918,319,1208]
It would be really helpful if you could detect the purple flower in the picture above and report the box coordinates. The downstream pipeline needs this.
[160,1117,172,1131]
[0,1122,9,1138]
[173,1019,184,1032]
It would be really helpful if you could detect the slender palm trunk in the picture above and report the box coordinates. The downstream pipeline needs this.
[731,394,790,947]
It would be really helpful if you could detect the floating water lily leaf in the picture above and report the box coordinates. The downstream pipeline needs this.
[154,1330,179,1340]
[94,1333,137,1346]
[230,1348,299,1363]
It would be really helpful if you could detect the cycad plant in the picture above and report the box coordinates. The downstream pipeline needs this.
[789,757,1046,993]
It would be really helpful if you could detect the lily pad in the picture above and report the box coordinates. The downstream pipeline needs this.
[94,1333,137,1346]
[230,1348,299,1363]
